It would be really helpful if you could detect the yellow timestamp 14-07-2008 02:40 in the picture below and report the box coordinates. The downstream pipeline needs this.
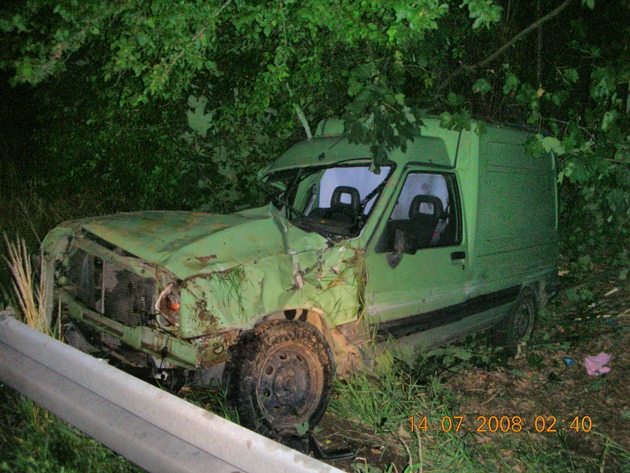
[407,415,593,434]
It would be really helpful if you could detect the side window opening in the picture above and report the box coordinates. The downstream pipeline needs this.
[376,172,461,253]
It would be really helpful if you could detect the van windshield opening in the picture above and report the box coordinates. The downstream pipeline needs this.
[263,164,393,238]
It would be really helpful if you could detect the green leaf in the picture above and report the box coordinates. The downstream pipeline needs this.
[601,111,618,131]
[446,92,465,106]
[186,95,213,137]
[561,68,579,83]
[539,135,566,156]
[296,421,310,436]
[438,111,472,131]
[502,73,519,95]
[472,78,491,95]
[462,0,503,29]
[475,120,487,136]
[439,111,453,128]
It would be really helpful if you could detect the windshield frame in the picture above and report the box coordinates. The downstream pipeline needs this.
[262,162,396,239]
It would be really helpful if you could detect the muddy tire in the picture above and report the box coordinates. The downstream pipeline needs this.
[223,319,334,437]
[492,287,537,355]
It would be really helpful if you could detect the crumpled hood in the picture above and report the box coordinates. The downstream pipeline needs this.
[67,204,327,278]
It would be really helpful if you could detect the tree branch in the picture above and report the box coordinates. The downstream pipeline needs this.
[436,0,575,94]
[286,84,313,139]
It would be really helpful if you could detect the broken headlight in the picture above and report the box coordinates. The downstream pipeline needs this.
[155,282,181,328]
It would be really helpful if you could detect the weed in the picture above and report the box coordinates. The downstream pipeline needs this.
[329,353,492,472]
[0,233,142,472]
[565,286,596,307]
[181,385,240,425]
[328,329,630,473]
[3,233,50,334]
[330,367,422,437]
[410,338,503,384]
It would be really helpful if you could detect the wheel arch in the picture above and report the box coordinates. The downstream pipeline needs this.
[492,284,538,355]
[259,308,363,377]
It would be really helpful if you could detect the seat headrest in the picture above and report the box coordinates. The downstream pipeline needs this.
[409,195,443,219]
[331,186,361,212]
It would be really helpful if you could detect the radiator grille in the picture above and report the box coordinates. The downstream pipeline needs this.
[64,248,154,328]
[103,261,153,327]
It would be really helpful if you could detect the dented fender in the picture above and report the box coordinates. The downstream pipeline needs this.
[176,242,366,339]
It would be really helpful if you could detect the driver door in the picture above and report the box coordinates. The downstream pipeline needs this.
[363,169,469,338]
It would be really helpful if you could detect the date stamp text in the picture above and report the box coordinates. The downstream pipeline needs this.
[407,415,593,433]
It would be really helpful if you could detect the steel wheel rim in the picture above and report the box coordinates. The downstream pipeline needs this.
[256,342,324,427]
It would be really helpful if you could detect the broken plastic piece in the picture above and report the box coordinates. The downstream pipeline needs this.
[584,352,612,376]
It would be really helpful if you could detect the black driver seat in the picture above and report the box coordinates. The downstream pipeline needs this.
[309,186,361,223]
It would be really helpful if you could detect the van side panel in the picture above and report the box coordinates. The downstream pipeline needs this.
[474,126,558,297]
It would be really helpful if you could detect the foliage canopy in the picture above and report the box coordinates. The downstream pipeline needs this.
[0,0,628,267]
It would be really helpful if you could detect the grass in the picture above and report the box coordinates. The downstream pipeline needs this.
[178,383,240,425]
[3,233,50,334]
[0,185,143,473]
[329,361,494,472]
[0,242,144,472]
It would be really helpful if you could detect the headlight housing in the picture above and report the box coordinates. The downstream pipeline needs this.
[155,282,181,327]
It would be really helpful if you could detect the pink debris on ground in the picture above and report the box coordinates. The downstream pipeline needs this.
[584,353,612,376]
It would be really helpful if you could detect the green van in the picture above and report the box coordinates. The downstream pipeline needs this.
[41,117,558,438]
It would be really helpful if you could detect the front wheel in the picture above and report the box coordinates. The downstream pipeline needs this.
[223,319,334,437]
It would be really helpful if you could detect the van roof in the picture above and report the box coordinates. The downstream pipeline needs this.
[263,117,536,176]
[265,117,461,174]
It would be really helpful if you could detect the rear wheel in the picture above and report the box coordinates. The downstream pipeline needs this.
[223,319,334,437]
[492,287,537,355]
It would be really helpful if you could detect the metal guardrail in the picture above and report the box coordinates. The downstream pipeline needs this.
[0,313,345,473]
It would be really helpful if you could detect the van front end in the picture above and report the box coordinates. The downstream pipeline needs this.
[40,226,234,372]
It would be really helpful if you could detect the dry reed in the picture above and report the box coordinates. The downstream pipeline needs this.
[3,233,50,335]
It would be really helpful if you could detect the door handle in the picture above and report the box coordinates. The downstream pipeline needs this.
[451,251,466,261]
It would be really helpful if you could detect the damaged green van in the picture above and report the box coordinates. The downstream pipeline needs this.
[40,117,558,438]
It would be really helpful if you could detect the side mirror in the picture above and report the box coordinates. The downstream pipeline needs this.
[387,229,408,269]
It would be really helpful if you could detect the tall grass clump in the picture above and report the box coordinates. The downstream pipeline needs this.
[2,233,54,445]
[3,233,49,335]
[0,234,145,472]
[329,359,488,472]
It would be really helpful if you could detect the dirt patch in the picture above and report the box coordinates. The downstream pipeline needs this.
[314,414,406,472]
